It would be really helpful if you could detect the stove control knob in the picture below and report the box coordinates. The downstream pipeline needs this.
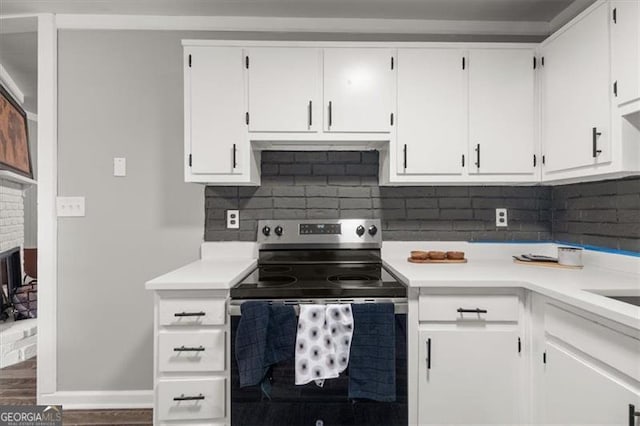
[368,225,378,236]
[356,225,365,237]
[262,226,271,237]
[274,226,283,236]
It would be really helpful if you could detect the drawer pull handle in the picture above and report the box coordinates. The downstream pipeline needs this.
[173,393,205,402]
[174,311,205,317]
[426,338,431,370]
[457,308,488,314]
[173,345,205,352]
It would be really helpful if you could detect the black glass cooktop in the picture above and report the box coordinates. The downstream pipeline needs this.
[231,261,406,299]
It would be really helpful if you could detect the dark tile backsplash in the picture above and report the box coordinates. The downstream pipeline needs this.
[205,152,640,251]
[205,151,552,242]
[551,177,640,252]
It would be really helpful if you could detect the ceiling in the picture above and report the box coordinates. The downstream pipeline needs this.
[2,0,588,23]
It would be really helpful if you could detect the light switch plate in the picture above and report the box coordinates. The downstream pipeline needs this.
[496,208,508,227]
[114,157,126,176]
[227,210,239,229]
[57,196,85,217]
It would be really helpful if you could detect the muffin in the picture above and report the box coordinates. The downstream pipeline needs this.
[428,251,447,260]
[411,251,429,260]
[446,251,465,260]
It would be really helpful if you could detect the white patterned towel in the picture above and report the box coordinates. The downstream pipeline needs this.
[295,304,354,386]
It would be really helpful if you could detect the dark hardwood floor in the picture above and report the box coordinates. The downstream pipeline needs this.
[0,358,153,425]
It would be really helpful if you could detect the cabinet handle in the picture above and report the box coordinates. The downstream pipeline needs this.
[461,154,465,167]
[475,144,481,168]
[328,101,333,128]
[173,393,205,402]
[403,144,407,169]
[457,308,488,314]
[308,100,313,127]
[173,345,205,352]
[426,338,431,370]
[592,127,602,158]
[174,311,205,317]
[629,404,640,426]
[233,143,238,168]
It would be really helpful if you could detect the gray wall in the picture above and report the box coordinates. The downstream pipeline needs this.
[24,118,37,248]
[205,151,553,242]
[552,177,640,252]
[57,31,205,391]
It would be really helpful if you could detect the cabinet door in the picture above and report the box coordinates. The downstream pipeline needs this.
[468,49,535,175]
[323,48,394,133]
[612,0,640,106]
[542,3,611,173]
[187,47,245,175]
[248,48,321,132]
[396,49,466,175]
[543,344,640,425]
[418,329,522,425]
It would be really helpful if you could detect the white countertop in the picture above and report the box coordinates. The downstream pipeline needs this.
[145,242,257,290]
[145,241,640,329]
[382,242,640,330]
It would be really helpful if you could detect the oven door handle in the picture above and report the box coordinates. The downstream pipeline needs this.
[228,299,408,316]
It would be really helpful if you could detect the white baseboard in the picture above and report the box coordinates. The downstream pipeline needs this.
[38,390,153,410]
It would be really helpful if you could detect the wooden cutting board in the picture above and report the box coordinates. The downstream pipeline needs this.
[513,259,583,269]
[408,257,468,264]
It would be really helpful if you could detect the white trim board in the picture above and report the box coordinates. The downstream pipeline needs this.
[0,170,37,186]
[38,390,153,410]
[36,13,58,401]
[55,14,551,36]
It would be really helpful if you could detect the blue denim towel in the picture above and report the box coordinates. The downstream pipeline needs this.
[235,301,297,388]
[348,303,396,402]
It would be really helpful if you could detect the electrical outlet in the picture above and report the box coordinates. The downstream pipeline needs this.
[57,196,85,217]
[227,210,239,229]
[496,208,508,227]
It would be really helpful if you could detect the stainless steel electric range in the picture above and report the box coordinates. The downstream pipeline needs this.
[229,219,408,426]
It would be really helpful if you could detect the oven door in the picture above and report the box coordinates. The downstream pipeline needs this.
[230,303,407,426]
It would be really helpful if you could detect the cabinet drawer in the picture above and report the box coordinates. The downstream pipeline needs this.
[419,294,519,322]
[159,330,225,373]
[545,303,640,382]
[157,378,225,421]
[159,298,226,326]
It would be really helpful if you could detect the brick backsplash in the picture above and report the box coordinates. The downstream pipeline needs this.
[0,178,25,253]
[551,177,640,252]
[205,151,552,242]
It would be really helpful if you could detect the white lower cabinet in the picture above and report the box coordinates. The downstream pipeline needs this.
[532,296,640,425]
[542,344,640,425]
[153,291,229,425]
[417,329,523,425]
[415,290,525,425]
[157,378,226,422]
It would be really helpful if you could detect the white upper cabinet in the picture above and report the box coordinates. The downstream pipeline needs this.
[611,0,640,107]
[323,48,395,133]
[468,49,536,175]
[184,46,258,184]
[396,49,466,175]
[541,2,611,174]
[247,48,321,133]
